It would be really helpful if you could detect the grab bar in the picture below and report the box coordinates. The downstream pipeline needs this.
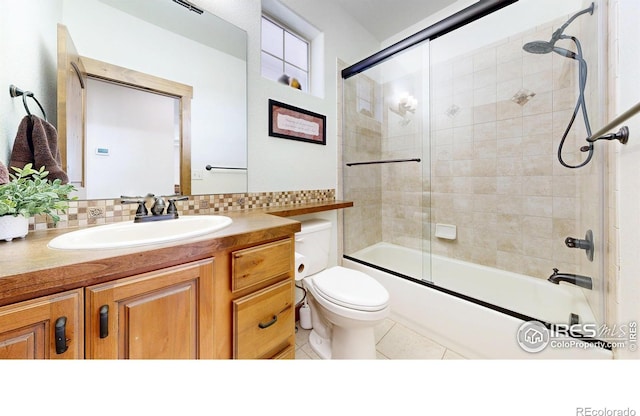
[346,158,421,167]
[589,100,639,139]
[205,165,247,171]
[584,100,640,146]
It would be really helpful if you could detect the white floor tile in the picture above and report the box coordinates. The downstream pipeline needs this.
[295,318,463,360]
[295,326,312,347]
[443,349,466,359]
[374,319,395,343]
[375,323,446,359]
[295,347,313,359]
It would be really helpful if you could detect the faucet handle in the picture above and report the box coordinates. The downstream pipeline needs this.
[121,199,148,216]
[167,196,189,215]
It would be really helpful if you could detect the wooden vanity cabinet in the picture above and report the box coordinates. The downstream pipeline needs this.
[0,220,299,360]
[85,258,215,359]
[0,289,83,359]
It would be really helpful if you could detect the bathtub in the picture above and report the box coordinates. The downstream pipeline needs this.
[344,242,612,359]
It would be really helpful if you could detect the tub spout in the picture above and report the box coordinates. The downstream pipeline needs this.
[548,268,592,290]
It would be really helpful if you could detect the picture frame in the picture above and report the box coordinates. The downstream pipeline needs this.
[268,99,326,145]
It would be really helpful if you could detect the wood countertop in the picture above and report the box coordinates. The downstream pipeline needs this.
[0,200,353,307]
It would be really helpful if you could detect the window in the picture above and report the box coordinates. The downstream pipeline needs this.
[261,15,309,92]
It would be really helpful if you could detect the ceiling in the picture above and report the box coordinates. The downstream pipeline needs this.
[327,0,465,42]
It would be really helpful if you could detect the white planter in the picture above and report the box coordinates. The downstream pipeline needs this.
[0,215,29,242]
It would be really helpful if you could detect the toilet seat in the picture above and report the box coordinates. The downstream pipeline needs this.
[310,266,389,312]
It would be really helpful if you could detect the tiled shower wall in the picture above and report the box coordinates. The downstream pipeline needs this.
[430,11,605,295]
[342,73,383,254]
[381,67,428,251]
[342,51,428,256]
[430,4,607,324]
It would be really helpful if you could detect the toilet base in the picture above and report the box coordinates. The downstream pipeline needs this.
[331,325,377,359]
[308,329,332,359]
[308,325,377,359]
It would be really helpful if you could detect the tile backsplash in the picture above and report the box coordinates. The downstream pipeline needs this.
[30,189,336,231]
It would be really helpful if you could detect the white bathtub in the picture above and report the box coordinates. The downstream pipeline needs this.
[344,242,612,359]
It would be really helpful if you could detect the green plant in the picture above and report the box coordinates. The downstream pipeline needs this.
[0,164,76,224]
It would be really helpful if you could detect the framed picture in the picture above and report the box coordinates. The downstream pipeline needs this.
[268,99,326,145]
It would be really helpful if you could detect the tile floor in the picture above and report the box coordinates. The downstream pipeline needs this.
[295,318,466,359]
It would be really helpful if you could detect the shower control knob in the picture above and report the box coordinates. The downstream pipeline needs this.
[565,237,589,249]
[564,230,594,262]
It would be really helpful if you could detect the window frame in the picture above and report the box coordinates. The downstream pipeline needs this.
[261,14,310,91]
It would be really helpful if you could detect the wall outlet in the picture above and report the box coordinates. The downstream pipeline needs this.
[191,170,204,180]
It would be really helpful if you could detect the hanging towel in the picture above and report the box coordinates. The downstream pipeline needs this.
[0,159,9,184]
[9,115,68,183]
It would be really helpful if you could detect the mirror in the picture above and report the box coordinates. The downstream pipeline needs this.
[60,0,248,198]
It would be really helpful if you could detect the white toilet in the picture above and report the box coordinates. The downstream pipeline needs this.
[295,219,390,359]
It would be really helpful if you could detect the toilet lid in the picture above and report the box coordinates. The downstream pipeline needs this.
[311,267,389,312]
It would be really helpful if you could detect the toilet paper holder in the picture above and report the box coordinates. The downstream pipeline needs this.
[294,252,307,281]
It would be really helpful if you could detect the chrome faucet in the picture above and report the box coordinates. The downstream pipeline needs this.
[548,268,592,290]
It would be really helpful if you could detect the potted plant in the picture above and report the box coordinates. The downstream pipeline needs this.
[0,164,76,241]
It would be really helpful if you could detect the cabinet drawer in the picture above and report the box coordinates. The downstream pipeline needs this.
[231,239,292,292]
[233,280,294,359]
[272,345,295,359]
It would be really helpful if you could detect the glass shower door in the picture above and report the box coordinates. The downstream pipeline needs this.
[342,41,432,283]
[427,1,607,327]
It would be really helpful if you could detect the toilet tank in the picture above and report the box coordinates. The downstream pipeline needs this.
[295,219,332,276]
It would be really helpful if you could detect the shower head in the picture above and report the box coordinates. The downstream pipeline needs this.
[522,2,594,55]
[522,40,554,54]
[522,41,580,61]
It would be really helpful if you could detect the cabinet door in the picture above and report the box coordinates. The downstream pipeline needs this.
[0,289,84,359]
[86,258,214,359]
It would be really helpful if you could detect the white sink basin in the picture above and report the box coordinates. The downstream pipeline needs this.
[48,215,232,250]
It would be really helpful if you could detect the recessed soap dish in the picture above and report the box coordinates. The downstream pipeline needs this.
[435,223,457,240]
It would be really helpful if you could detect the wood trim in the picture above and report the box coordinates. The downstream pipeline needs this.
[80,56,193,195]
[180,99,192,195]
[57,24,87,186]
[264,200,354,217]
[80,57,193,98]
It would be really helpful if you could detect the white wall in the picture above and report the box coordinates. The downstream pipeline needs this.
[0,0,61,168]
[195,0,380,192]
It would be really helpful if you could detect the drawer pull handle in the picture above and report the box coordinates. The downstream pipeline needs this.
[55,316,69,354]
[99,305,109,339]
[258,315,278,329]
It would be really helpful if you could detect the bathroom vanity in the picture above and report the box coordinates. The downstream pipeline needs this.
[0,212,302,359]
